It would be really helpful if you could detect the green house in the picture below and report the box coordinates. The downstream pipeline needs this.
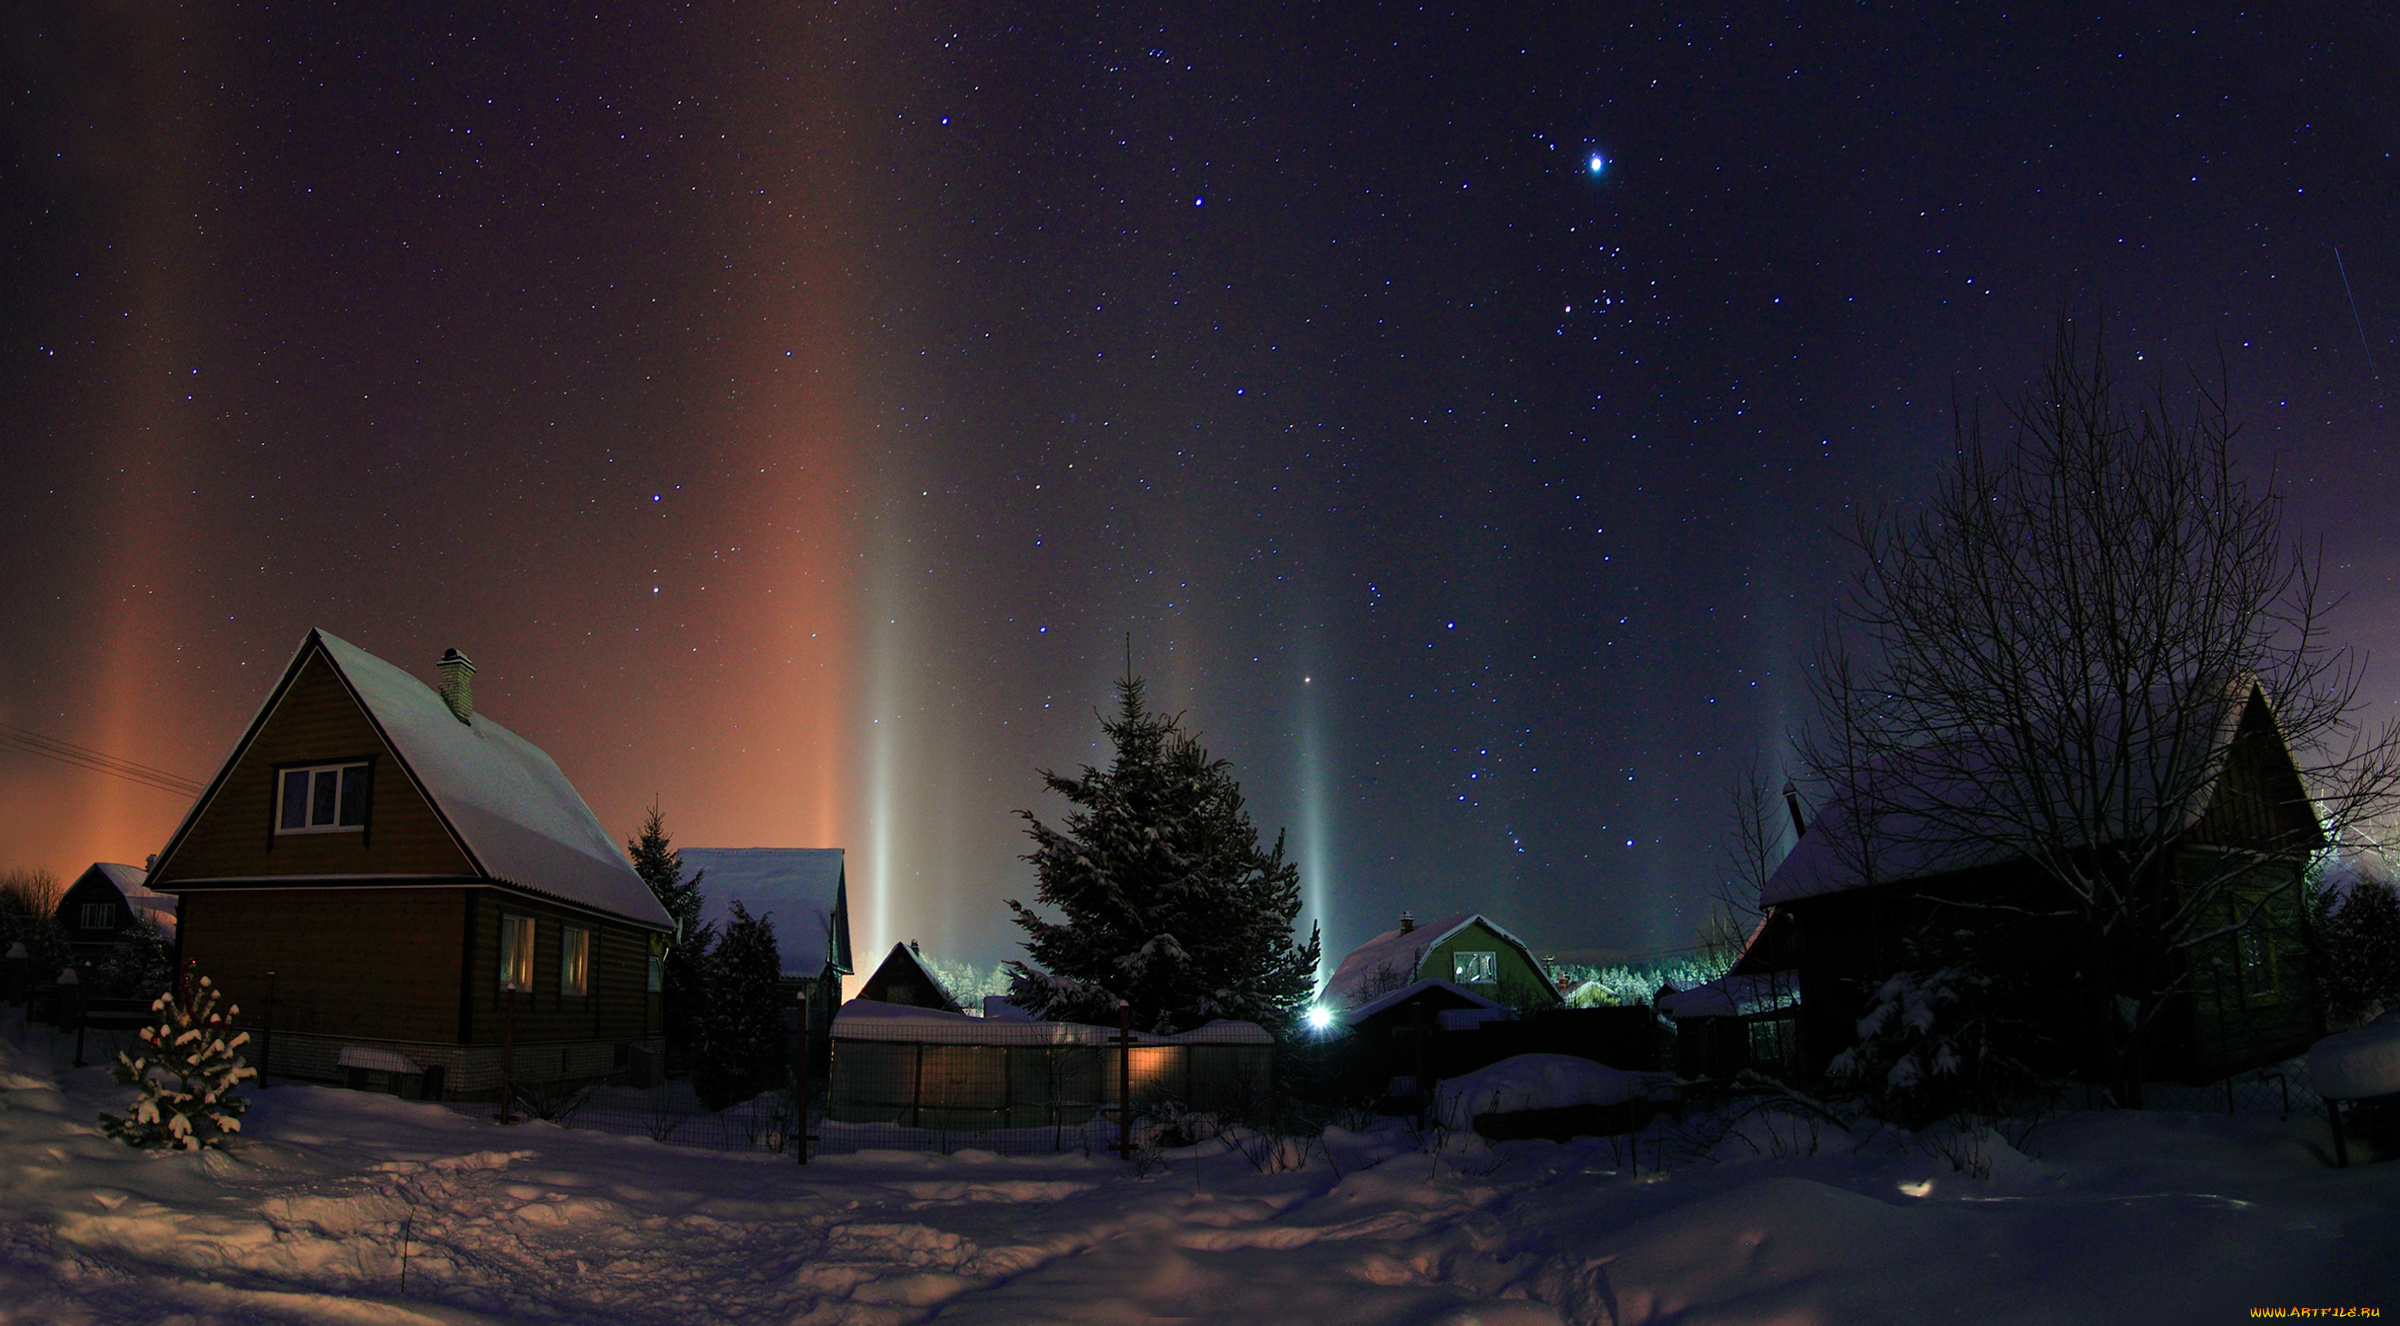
[1322,911,1560,1011]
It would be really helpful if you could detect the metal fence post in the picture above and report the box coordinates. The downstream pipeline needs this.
[1117,1000,1133,1162]
[794,989,811,1165]
[498,989,518,1124]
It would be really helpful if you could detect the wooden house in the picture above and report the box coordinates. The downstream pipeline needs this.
[146,629,675,1099]
[1320,911,1562,1013]
[1741,680,2326,1087]
[677,847,854,1039]
[857,941,962,1013]
[55,862,177,962]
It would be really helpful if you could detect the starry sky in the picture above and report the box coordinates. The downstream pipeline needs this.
[3,2,2395,974]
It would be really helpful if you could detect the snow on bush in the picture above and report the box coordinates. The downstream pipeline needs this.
[2309,1009,2400,1100]
[1436,1053,1650,1125]
[1827,965,2000,1127]
[98,975,256,1150]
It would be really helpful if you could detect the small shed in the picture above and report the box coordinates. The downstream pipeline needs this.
[857,942,962,1014]
[55,862,177,962]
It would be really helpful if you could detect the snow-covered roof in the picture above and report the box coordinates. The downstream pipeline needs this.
[681,847,850,978]
[153,630,670,931]
[1321,912,1546,1008]
[1764,679,2300,907]
[1656,973,1802,1020]
[861,942,961,1013]
[1340,977,1505,1025]
[313,632,671,929]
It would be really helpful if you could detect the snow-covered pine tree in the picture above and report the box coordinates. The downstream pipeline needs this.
[691,901,784,1111]
[1007,673,1322,1035]
[628,800,713,1059]
[99,976,255,1150]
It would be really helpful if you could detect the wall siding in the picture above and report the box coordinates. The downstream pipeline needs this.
[157,651,475,883]
[181,888,468,1042]
[468,891,660,1046]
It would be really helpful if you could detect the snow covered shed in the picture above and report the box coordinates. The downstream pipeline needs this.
[54,862,177,962]
[677,847,854,1037]
[856,941,961,1014]
[1743,679,2326,1086]
[1321,911,1560,1012]
[147,629,676,1099]
[826,1000,1274,1131]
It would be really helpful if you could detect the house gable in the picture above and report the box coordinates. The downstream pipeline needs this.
[858,942,962,1013]
[152,648,475,884]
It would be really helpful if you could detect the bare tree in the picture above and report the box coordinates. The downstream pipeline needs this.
[1801,318,2400,1105]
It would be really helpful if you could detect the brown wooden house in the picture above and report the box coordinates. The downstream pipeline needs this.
[55,861,177,962]
[1741,680,2326,1088]
[147,629,674,1099]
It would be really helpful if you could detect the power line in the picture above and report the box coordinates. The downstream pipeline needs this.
[0,723,207,797]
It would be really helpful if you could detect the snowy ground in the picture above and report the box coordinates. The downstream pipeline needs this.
[1,1032,2392,1324]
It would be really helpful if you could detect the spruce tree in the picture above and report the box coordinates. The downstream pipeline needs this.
[100,976,255,1150]
[628,801,712,1060]
[691,902,785,1111]
[1007,674,1322,1035]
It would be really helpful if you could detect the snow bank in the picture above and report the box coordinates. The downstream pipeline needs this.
[2309,1010,2400,1100]
[1436,1053,1653,1122]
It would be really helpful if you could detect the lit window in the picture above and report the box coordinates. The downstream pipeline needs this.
[560,926,591,998]
[277,762,371,833]
[1453,950,1498,985]
[500,914,536,992]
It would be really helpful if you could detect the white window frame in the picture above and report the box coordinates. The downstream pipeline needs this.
[80,902,114,930]
[1453,950,1498,985]
[499,913,537,992]
[276,761,371,834]
[560,925,591,998]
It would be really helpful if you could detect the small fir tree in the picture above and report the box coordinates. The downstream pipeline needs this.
[691,902,784,1111]
[628,801,713,1059]
[95,912,174,1001]
[100,976,255,1150]
[2316,878,2400,1029]
[1007,673,1322,1035]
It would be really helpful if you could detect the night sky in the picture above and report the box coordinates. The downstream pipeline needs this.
[4,3,2395,974]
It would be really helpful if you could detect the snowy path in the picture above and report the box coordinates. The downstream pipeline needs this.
[1,1040,2392,1324]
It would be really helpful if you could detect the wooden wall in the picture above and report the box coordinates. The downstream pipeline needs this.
[1415,920,1559,1008]
[460,888,661,1047]
[180,887,468,1042]
[157,651,474,883]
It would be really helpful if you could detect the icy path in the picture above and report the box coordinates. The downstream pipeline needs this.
[0,1040,2391,1324]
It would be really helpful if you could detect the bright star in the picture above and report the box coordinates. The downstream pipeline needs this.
[1587,154,1606,176]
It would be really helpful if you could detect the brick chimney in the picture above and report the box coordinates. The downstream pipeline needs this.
[438,649,476,723]
[1398,911,1415,935]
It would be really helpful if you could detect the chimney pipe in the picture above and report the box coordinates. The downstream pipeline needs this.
[1782,780,1808,838]
[438,649,476,723]
[1398,911,1415,935]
